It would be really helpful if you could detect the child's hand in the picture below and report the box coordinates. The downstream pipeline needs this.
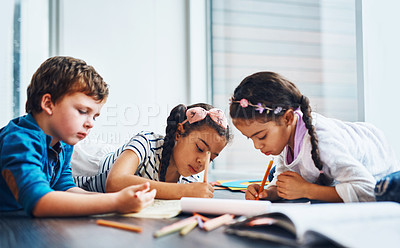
[184,182,214,198]
[276,171,310,200]
[245,183,268,200]
[114,182,156,214]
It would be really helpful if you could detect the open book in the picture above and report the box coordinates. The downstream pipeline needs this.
[225,202,400,247]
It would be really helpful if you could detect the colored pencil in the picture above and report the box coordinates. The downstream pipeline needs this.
[203,151,211,183]
[195,215,204,229]
[153,216,197,238]
[179,220,198,236]
[203,214,234,231]
[256,159,274,200]
[193,212,210,222]
[96,219,142,233]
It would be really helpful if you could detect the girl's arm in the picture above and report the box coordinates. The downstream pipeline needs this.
[106,150,213,199]
[276,171,343,202]
[301,184,342,202]
[32,182,156,217]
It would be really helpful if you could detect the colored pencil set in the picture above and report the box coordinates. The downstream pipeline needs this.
[154,213,235,238]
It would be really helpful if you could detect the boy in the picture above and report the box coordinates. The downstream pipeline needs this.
[0,56,156,217]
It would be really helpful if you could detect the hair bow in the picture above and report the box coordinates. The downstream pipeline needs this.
[182,107,228,129]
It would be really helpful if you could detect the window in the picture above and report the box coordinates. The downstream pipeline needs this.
[210,0,361,173]
[0,0,49,127]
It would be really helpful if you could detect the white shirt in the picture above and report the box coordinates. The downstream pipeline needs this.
[269,113,400,202]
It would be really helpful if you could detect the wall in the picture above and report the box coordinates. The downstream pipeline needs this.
[362,0,400,158]
[60,0,191,146]
[0,1,13,127]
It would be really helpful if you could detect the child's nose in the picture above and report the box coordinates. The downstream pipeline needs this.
[85,118,94,129]
[197,157,206,167]
[197,154,210,167]
[253,140,263,150]
[197,151,211,167]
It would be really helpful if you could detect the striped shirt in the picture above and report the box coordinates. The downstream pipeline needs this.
[73,131,201,192]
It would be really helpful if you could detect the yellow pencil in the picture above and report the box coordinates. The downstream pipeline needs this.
[179,221,198,236]
[153,216,197,238]
[203,151,211,183]
[96,219,142,233]
[256,159,273,200]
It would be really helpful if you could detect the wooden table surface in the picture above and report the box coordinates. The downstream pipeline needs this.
[0,188,297,248]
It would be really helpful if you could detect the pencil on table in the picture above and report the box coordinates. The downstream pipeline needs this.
[203,151,211,183]
[256,159,274,200]
[195,215,204,229]
[193,212,210,222]
[203,214,234,231]
[96,219,142,233]
[153,216,197,238]
[179,220,198,236]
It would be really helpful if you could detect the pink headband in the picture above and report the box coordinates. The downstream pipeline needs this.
[181,107,228,129]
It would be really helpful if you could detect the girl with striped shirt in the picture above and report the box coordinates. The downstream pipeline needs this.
[72,103,231,199]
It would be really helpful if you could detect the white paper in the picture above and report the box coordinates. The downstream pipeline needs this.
[123,199,181,219]
[180,197,271,216]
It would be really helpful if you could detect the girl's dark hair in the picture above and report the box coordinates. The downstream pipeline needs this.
[159,103,231,182]
[229,71,330,185]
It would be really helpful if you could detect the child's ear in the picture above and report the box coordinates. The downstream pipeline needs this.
[175,123,185,141]
[282,109,295,126]
[41,93,54,115]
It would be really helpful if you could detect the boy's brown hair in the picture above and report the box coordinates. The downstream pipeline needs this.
[26,56,109,114]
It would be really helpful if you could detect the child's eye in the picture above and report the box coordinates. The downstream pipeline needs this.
[78,109,87,115]
[196,144,204,153]
[259,134,267,140]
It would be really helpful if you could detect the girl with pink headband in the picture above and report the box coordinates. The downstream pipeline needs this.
[72,103,231,199]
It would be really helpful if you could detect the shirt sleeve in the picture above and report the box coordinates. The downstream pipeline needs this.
[123,133,151,165]
[330,156,376,202]
[319,134,377,202]
[52,144,76,191]
[0,131,54,215]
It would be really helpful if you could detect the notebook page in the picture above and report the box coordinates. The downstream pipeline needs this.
[273,202,400,247]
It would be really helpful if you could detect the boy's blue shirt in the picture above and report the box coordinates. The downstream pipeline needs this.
[0,113,76,216]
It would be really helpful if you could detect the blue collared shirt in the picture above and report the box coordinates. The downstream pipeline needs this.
[0,114,76,216]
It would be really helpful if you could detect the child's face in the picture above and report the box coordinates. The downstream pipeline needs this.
[232,117,294,156]
[172,127,227,177]
[47,92,104,146]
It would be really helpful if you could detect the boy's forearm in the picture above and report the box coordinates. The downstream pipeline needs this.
[66,187,96,194]
[32,191,119,217]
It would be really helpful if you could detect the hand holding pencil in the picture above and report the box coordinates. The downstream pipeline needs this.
[245,159,273,200]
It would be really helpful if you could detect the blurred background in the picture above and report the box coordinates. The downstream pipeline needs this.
[1,0,400,176]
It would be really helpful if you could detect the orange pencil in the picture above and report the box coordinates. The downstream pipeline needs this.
[203,151,211,183]
[96,219,142,233]
[193,212,210,222]
[256,159,273,200]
